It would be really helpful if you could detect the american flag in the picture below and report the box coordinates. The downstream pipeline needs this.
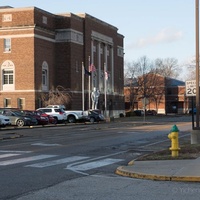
[89,64,96,72]
[105,71,108,80]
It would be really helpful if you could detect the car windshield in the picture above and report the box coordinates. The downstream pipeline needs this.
[12,110,24,116]
[90,111,98,115]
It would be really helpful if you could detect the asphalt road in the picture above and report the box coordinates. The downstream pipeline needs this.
[0,115,199,200]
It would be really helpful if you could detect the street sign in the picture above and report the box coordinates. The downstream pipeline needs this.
[185,80,196,96]
[142,97,149,106]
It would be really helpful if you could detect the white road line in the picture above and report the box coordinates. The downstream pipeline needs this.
[0,154,20,159]
[0,150,32,153]
[0,155,57,166]
[67,151,127,169]
[67,158,123,171]
[31,143,61,147]
[25,156,89,168]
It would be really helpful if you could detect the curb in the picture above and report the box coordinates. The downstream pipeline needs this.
[115,166,200,182]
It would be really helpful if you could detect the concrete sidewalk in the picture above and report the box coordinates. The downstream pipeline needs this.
[116,157,200,182]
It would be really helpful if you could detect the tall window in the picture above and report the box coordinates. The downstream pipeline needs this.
[42,69,47,85]
[17,98,25,109]
[1,60,15,91]
[42,61,49,91]
[3,69,13,84]
[4,98,11,108]
[4,38,11,52]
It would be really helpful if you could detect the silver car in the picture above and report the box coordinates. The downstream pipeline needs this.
[0,109,36,127]
[0,114,11,127]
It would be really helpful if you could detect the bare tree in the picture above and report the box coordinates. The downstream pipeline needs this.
[182,57,196,80]
[40,85,72,109]
[154,58,181,78]
[125,56,174,112]
[124,56,155,110]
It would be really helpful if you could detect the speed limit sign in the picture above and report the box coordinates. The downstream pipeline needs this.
[185,80,196,96]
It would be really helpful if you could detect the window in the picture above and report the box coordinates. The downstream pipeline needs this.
[4,38,11,52]
[17,98,25,109]
[1,60,15,91]
[117,46,124,57]
[42,69,47,85]
[3,70,13,84]
[167,88,172,95]
[3,98,11,108]
[43,16,47,24]
[42,61,49,91]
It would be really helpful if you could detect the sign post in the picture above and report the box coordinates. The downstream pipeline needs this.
[142,97,149,122]
[186,80,197,129]
[185,80,196,97]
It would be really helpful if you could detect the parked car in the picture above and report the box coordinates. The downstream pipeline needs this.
[46,105,84,123]
[133,110,144,116]
[188,108,196,114]
[34,110,57,124]
[146,110,157,115]
[36,107,67,123]
[0,114,11,127]
[83,110,105,123]
[0,109,37,127]
[20,110,49,125]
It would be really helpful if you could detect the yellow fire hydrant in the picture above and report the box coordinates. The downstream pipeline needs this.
[168,125,180,157]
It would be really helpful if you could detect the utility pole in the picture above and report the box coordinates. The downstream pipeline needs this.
[191,0,200,144]
[196,0,200,128]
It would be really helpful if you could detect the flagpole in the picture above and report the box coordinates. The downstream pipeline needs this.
[88,56,91,110]
[82,62,85,111]
[104,63,107,118]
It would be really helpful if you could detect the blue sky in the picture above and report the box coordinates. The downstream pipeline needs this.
[1,0,196,65]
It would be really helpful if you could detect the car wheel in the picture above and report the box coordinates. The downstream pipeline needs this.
[90,117,95,123]
[53,117,58,124]
[16,119,25,127]
[68,116,76,123]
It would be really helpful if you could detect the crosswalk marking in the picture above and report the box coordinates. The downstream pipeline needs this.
[67,158,123,171]
[0,150,32,153]
[0,154,20,159]
[0,155,57,166]
[0,150,125,172]
[25,156,89,168]
[31,143,61,147]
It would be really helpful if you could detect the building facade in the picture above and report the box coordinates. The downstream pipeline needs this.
[124,74,189,114]
[0,6,125,117]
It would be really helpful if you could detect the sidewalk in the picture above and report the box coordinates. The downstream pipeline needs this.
[116,157,200,182]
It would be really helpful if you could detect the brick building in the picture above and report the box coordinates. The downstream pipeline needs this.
[124,74,189,114]
[0,6,125,117]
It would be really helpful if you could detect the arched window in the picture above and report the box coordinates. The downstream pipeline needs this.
[42,61,49,91]
[1,60,15,91]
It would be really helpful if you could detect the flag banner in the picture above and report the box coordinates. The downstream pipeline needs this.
[89,64,96,72]
[84,67,91,76]
[105,71,108,80]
